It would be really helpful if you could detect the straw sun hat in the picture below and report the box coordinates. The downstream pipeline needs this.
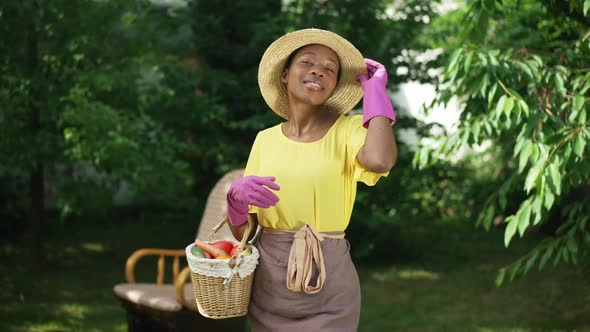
[258,28,367,119]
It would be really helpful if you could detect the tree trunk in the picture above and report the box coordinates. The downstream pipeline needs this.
[26,0,44,267]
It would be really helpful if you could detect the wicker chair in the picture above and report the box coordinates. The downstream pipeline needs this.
[113,169,247,332]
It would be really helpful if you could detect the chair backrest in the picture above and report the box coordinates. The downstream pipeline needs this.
[195,168,244,241]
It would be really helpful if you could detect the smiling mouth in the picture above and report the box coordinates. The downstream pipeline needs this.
[303,80,322,91]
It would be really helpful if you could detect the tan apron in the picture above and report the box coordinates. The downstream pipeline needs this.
[249,224,361,332]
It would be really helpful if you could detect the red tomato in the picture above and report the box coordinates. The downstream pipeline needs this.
[211,241,233,255]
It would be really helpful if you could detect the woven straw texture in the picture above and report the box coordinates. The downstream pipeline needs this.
[188,216,257,319]
[258,28,367,119]
[190,271,254,319]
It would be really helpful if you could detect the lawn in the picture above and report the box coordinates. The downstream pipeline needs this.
[358,223,590,331]
[1,214,589,332]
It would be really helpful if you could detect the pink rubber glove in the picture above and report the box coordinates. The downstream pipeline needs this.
[227,176,280,226]
[357,58,396,128]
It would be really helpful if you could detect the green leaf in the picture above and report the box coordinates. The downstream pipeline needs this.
[580,217,589,231]
[539,144,549,161]
[524,161,544,193]
[514,131,526,156]
[472,121,481,141]
[555,65,568,75]
[544,131,565,145]
[517,203,531,236]
[509,261,521,281]
[554,74,566,96]
[573,134,586,158]
[562,247,570,264]
[499,192,507,210]
[580,107,587,124]
[561,144,572,160]
[482,0,495,10]
[504,216,518,247]
[548,160,561,195]
[532,55,543,67]
[495,268,506,287]
[573,76,584,91]
[523,250,539,274]
[515,61,533,79]
[584,0,590,16]
[489,53,499,67]
[504,97,515,118]
[518,140,532,173]
[418,147,430,169]
[531,195,543,225]
[484,122,493,136]
[480,74,490,98]
[460,128,470,147]
[569,105,580,122]
[572,95,584,113]
[544,186,555,210]
[446,49,463,78]
[518,99,530,116]
[553,247,563,266]
[477,52,488,66]
[464,51,474,73]
[508,88,524,101]
[539,246,553,270]
[495,95,507,119]
[487,84,498,109]
[567,236,578,253]
[411,150,420,168]
[480,205,495,230]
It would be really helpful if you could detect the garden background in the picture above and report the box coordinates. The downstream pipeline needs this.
[1,0,589,331]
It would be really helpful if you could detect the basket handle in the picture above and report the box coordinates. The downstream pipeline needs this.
[210,215,255,274]
[210,215,254,251]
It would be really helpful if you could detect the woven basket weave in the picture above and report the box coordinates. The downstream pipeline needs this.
[187,216,257,319]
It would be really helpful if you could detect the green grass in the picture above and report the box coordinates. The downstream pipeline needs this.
[1,216,589,332]
[358,223,590,331]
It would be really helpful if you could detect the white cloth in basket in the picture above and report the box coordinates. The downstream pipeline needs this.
[185,243,259,279]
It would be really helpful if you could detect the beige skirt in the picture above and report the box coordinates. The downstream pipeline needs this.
[248,229,361,332]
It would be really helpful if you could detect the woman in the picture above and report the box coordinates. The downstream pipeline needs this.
[227,28,397,331]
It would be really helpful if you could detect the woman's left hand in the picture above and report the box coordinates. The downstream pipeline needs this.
[357,58,388,88]
[357,58,396,128]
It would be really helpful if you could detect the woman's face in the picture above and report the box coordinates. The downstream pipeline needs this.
[282,44,340,108]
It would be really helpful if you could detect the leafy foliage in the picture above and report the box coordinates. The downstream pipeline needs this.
[414,0,590,284]
[0,1,200,226]
[1,0,458,265]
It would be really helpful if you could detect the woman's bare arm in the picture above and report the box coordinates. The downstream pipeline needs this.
[356,116,397,173]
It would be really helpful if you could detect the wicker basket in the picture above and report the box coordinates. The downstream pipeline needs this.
[186,216,259,319]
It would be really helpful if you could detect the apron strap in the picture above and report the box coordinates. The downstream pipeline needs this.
[263,225,345,294]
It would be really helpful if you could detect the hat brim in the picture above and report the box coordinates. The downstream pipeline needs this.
[258,28,367,119]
